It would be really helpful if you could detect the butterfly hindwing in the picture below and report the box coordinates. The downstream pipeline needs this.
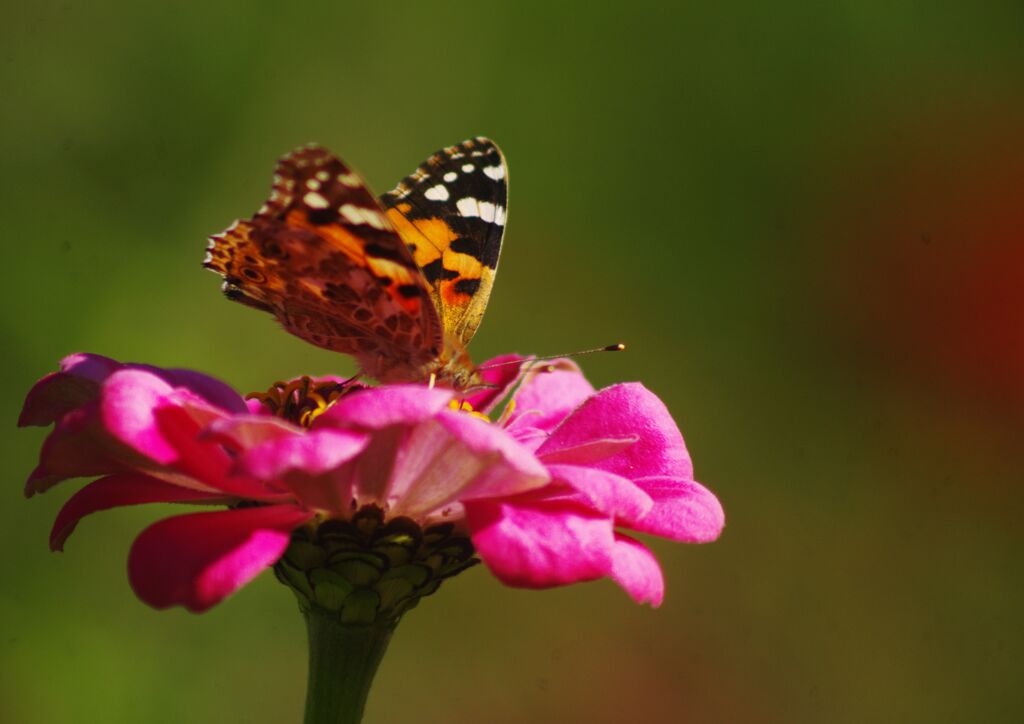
[204,145,443,379]
[380,137,507,348]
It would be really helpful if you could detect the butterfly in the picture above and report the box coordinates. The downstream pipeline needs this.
[203,137,508,390]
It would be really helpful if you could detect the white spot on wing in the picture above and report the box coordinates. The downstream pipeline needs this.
[315,170,330,182]
[303,191,329,209]
[337,172,361,187]
[462,164,475,173]
[306,179,321,190]
[424,184,450,201]
[443,172,458,182]
[456,197,479,218]
[483,165,505,180]
[339,204,388,229]
[455,197,506,226]
[477,201,497,223]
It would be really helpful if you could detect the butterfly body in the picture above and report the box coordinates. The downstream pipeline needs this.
[204,138,507,390]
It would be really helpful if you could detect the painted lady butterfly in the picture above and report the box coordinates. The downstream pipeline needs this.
[203,137,508,390]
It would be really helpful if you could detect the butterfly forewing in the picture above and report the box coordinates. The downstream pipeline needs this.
[380,137,508,348]
[204,145,442,379]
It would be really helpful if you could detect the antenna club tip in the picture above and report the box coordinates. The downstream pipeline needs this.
[606,343,626,352]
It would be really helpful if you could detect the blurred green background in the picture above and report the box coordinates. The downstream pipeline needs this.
[2,2,1022,722]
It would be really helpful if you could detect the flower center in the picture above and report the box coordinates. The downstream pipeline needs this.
[248,376,358,427]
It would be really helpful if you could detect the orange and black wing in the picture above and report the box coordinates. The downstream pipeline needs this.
[380,137,507,348]
[204,145,442,379]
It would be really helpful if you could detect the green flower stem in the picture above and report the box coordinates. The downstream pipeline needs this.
[303,609,398,724]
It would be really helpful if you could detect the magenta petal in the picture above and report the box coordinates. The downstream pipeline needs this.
[101,370,279,499]
[50,474,222,551]
[158,369,247,414]
[546,464,653,523]
[610,533,665,607]
[236,429,368,512]
[462,353,526,412]
[629,476,725,542]
[537,436,638,465]
[25,403,145,497]
[101,370,190,465]
[315,385,453,431]
[466,496,614,589]
[538,383,693,480]
[21,355,246,428]
[18,353,119,426]
[128,504,313,612]
[507,358,595,432]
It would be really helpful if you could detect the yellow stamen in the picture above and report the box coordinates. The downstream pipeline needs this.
[447,398,491,422]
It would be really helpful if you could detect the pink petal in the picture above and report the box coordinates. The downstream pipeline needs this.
[101,370,276,499]
[25,403,144,497]
[629,476,725,543]
[537,436,638,465]
[610,533,665,607]
[314,384,453,430]
[202,414,301,452]
[538,383,693,480]
[246,397,271,415]
[101,370,200,465]
[20,355,247,427]
[507,358,595,432]
[18,353,120,427]
[546,464,653,523]
[465,495,614,588]
[159,368,248,414]
[461,353,526,412]
[128,504,313,612]
[50,473,222,551]
[389,410,549,517]
[235,429,368,512]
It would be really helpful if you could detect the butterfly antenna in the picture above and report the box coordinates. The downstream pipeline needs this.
[476,343,626,371]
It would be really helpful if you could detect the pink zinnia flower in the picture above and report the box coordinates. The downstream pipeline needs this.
[20,352,723,613]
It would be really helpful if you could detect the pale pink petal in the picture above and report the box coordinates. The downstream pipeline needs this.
[235,429,368,512]
[461,353,526,412]
[538,383,693,480]
[465,495,614,588]
[546,464,653,523]
[128,504,313,612]
[610,533,665,607]
[202,414,301,452]
[315,385,453,430]
[388,411,549,517]
[50,474,222,551]
[629,476,725,542]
